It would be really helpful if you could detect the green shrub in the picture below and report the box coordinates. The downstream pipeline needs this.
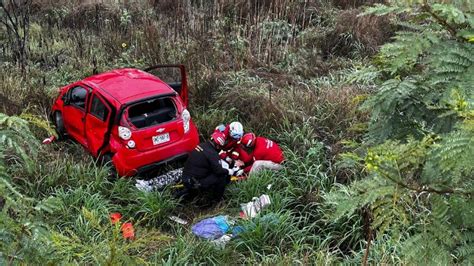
[329,2,474,264]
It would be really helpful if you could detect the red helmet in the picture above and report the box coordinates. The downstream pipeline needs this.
[241,133,256,148]
[211,131,226,147]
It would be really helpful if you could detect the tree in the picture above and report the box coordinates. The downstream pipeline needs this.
[0,0,32,73]
[328,1,474,264]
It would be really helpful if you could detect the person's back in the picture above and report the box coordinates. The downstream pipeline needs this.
[237,134,284,175]
[253,137,284,163]
[183,141,226,180]
[180,133,231,203]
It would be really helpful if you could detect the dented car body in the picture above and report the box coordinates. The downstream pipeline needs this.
[51,65,199,176]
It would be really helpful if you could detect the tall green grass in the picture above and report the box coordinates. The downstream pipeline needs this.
[0,0,385,264]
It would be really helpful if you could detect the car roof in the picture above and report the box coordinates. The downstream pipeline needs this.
[82,68,176,105]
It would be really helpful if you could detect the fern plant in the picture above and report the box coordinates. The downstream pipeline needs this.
[0,113,60,264]
[329,2,474,264]
[0,112,39,172]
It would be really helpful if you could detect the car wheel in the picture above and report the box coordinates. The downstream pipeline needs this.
[54,111,66,140]
[102,153,118,179]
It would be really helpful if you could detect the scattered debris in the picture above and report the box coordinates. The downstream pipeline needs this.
[42,135,55,144]
[169,215,188,225]
[211,234,232,248]
[192,215,233,240]
[192,215,245,248]
[240,194,271,219]
[135,168,183,192]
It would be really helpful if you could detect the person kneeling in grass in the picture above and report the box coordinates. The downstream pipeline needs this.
[235,133,284,176]
[179,131,236,204]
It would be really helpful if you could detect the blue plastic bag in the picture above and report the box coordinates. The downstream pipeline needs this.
[192,215,230,240]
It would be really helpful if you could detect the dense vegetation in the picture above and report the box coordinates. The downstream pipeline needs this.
[1,0,472,264]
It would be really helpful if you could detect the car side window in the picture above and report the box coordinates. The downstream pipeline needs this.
[90,95,109,122]
[69,86,88,109]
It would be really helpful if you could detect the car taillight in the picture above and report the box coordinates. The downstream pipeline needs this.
[118,126,132,140]
[127,140,136,149]
[182,109,191,133]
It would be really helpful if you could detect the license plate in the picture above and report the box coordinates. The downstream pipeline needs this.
[152,133,170,145]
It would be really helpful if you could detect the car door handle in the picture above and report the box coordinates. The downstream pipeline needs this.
[81,117,85,122]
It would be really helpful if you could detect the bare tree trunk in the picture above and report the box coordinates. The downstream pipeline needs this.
[0,0,32,74]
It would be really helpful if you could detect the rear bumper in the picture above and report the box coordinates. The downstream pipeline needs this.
[111,128,199,177]
[136,153,188,174]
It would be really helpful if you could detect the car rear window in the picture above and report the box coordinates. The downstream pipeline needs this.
[127,97,177,129]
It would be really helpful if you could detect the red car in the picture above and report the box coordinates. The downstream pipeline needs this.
[51,65,200,177]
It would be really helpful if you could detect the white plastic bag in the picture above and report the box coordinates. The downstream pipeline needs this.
[240,194,271,218]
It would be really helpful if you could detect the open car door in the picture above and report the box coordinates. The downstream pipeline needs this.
[144,64,189,107]
[85,92,112,157]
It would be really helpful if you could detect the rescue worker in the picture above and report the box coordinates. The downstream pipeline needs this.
[236,133,284,175]
[179,131,236,203]
[214,121,244,152]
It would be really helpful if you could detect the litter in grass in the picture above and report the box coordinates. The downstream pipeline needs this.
[135,168,183,192]
[240,194,271,219]
[192,215,233,240]
[169,215,188,225]
[42,136,55,144]
[211,234,232,248]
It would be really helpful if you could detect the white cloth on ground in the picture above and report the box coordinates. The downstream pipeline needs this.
[135,168,183,192]
[249,160,283,175]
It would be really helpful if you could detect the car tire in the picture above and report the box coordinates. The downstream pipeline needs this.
[102,153,118,179]
[54,111,66,140]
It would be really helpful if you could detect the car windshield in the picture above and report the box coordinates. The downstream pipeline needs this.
[127,97,177,129]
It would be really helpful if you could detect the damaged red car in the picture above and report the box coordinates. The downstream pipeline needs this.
[51,65,200,177]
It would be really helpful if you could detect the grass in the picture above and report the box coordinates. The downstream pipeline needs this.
[0,0,388,264]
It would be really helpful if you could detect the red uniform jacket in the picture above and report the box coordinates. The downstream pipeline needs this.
[214,124,239,151]
[235,137,284,173]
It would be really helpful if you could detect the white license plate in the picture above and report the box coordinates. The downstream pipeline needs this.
[152,133,170,145]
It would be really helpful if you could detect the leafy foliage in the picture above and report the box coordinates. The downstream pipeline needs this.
[329,1,474,264]
[0,113,39,172]
[2,0,472,264]
[0,113,58,264]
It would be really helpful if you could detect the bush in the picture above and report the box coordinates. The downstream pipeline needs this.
[322,8,394,58]
[329,2,474,264]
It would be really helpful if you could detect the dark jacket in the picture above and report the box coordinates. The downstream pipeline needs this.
[182,141,228,180]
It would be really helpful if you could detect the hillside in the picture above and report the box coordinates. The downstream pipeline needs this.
[1,0,473,264]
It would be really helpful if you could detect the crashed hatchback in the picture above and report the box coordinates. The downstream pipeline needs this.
[51,65,199,176]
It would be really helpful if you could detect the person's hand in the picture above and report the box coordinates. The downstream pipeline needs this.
[219,151,227,160]
[235,160,245,167]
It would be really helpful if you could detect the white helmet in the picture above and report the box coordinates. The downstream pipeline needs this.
[229,121,244,140]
